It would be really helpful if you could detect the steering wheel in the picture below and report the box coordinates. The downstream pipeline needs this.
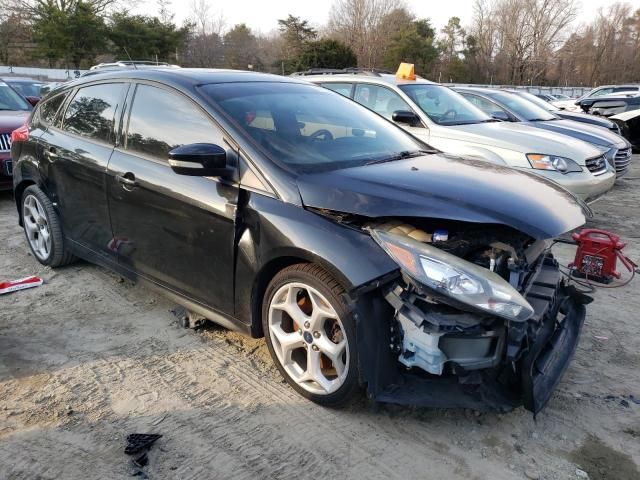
[441,109,457,120]
[310,129,334,141]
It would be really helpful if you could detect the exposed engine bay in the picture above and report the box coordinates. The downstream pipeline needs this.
[341,216,592,414]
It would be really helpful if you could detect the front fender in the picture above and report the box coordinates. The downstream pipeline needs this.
[234,192,398,333]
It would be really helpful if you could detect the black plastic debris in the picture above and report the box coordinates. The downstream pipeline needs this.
[132,452,149,468]
[124,434,163,455]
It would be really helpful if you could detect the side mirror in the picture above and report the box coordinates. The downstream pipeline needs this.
[491,110,510,121]
[168,143,228,177]
[25,96,40,107]
[392,110,422,127]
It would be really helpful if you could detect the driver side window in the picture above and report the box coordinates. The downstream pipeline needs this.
[463,93,507,116]
[353,84,413,120]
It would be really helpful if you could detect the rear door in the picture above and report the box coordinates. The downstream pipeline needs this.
[106,82,239,313]
[40,82,127,260]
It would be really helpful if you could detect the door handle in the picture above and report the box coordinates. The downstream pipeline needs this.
[116,173,138,188]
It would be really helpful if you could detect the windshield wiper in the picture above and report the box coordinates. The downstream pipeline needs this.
[528,118,551,122]
[365,150,431,165]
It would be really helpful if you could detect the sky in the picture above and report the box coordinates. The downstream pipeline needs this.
[137,0,640,35]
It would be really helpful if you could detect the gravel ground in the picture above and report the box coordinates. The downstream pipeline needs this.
[1,158,639,480]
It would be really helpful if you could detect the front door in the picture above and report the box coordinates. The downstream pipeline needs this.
[106,83,239,314]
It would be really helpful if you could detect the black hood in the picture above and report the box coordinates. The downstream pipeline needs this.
[529,119,627,148]
[297,154,586,240]
[556,110,615,130]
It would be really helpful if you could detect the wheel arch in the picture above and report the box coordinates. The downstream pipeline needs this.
[248,250,353,339]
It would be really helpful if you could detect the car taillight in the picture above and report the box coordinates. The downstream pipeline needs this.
[11,124,29,143]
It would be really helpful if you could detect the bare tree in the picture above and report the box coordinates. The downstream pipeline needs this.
[327,0,406,68]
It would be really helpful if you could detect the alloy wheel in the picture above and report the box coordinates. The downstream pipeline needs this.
[23,194,52,261]
[268,282,349,395]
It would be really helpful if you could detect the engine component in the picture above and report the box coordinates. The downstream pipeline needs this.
[396,312,446,374]
[365,220,432,242]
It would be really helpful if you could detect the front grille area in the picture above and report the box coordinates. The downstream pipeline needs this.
[585,155,608,175]
[0,133,11,152]
[614,147,632,176]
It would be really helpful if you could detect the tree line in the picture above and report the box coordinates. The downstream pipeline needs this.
[1,0,639,86]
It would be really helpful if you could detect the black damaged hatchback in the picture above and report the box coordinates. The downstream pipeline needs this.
[12,69,591,414]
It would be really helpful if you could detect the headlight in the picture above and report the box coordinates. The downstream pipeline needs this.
[372,230,534,322]
[526,154,582,173]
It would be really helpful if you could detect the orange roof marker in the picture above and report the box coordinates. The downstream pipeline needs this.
[396,63,416,81]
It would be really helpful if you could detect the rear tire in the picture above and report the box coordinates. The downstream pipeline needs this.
[21,185,75,267]
[262,263,359,407]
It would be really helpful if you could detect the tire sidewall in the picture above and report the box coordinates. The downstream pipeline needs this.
[262,265,359,406]
[21,186,62,266]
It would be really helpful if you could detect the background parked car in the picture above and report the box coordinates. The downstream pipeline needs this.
[2,77,45,104]
[508,90,622,135]
[456,87,632,178]
[586,92,640,117]
[0,81,32,191]
[301,70,615,203]
[610,109,640,150]
[553,85,640,112]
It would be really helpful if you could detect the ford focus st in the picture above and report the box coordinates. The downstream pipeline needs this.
[11,69,592,414]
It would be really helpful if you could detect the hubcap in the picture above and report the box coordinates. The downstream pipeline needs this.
[23,195,52,261]
[268,282,349,395]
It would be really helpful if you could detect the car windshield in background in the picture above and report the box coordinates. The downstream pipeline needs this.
[484,90,557,121]
[398,84,492,126]
[0,83,31,111]
[516,91,560,112]
[200,82,425,173]
[7,81,44,97]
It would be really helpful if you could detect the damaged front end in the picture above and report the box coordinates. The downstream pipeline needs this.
[355,221,590,415]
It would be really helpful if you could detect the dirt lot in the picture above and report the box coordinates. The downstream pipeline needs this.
[1,160,639,480]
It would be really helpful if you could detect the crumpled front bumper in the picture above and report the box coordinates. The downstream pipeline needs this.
[355,255,588,414]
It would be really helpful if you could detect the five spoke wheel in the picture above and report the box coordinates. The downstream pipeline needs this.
[268,282,349,395]
[23,194,52,261]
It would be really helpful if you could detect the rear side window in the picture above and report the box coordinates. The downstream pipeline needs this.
[125,84,216,161]
[321,83,352,98]
[38,93,67,127]
[62,83,124,143]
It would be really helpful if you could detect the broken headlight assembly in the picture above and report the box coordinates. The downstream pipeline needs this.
[526,153,582,173]
[371,230,534,322]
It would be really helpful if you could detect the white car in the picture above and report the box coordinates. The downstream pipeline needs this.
[300,72,615,203]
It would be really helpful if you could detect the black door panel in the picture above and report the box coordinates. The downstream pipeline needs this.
[107,83,238,314]
[107,152,238,312]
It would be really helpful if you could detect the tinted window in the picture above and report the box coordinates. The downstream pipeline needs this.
[126,84,216,161]
[62,83,124,143]
[322,83,352,98]
[353,84,412,120]
[200,82,423,173]
[399,84,491,125]
[482,90,556,121]
[614,86,638,92]
[39,93,67,126]
[0,83,31,111]
[8,81,43,97]
[462,93,507,116]
[592,88,613,97]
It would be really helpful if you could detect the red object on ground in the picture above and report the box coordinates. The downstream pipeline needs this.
[0,276,43,295]
[570,229,633,282]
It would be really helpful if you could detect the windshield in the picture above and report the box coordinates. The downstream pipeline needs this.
[484,90,556,121]
[8,81,43,97]
[515,91,560,112]
[200,82,428,173]
[398,84,492,125]
[0,83,31,111]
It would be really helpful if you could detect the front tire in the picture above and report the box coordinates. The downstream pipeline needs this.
[21,185,75,267]
[262,263,359,406]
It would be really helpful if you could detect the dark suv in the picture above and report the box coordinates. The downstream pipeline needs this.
[11,69,591,413]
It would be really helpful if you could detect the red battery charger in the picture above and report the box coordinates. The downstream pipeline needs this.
[570,229,635,284]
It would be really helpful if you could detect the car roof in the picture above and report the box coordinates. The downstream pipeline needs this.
[1,77,44,83]
[53,68,311,93]
[299,72,436,87]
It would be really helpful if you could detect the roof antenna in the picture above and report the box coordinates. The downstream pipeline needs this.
[123,47,137,69]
